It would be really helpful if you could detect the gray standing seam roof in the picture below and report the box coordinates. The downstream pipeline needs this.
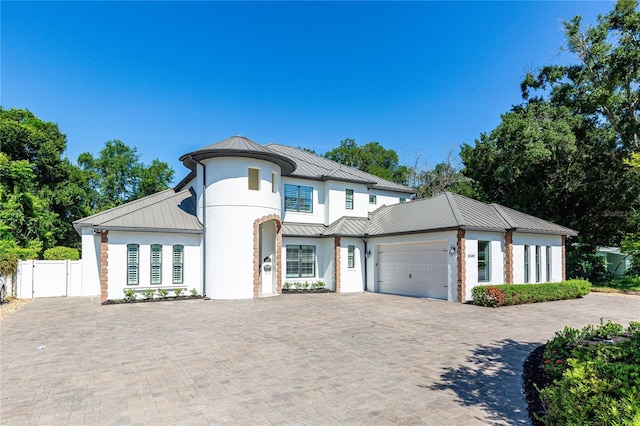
[73,189,203,234]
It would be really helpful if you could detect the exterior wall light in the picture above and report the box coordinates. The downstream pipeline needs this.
[449,246,457,255]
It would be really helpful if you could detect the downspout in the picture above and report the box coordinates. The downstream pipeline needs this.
[190,156,207,297]
[362,237,368,292]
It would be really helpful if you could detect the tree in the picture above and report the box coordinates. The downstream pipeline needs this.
[324,139,404,183]
[78,140,174,213]
[406,149,475,199]
[462,1,640,254]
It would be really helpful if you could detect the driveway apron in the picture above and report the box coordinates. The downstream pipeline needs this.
[1,293,638,425]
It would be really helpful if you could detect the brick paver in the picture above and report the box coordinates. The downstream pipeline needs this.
[1,292,638,425]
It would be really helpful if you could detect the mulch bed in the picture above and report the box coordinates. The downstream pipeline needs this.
[102,296,204,305]
[522,344,551,425]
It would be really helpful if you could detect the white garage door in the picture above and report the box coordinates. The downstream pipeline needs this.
[377,241,449,300]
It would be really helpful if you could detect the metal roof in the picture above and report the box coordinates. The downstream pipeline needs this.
[179,136,297,175]
[282,222,326,237]
[365,192,577,237]
[73,189,203,234]
[324,217,369,236]
[265,144,415,194]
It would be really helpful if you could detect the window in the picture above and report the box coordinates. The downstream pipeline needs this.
[345,189,354,210]
[150,244,162,284]
[286,245,316,278]
[271,172,277,193]
[127,244,139,285]
[173,245,184,284]
[369,194,377,204]
[546,246,551,282]
[524,246,530,283]
[399,198,406,204]
[248,168,259,190]
[536,245,541,283]
[348,245,355,268]
[478,241,490,282]
[284,184,313,213]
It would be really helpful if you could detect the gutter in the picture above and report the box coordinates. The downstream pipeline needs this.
[190,155,207,297]
[362,237,368,292]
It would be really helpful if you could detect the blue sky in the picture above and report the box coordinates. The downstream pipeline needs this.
[2,1,614,184]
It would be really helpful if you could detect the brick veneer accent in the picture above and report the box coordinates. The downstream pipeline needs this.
[504,231,514,284]
[253,214,283,299]
[334,237,341,293]
[561,235,566,281]
[100,231,109,304]
[456,230,466,303]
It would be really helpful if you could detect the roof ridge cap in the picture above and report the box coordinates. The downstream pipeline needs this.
[444,192,465,227]
[490,203,515,229]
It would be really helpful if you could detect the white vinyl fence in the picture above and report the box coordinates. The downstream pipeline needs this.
[10,259,90,299]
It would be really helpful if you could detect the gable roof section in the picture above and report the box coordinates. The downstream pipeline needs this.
[364,192,577,237]
[265,144,415,194]
[73,189,203,234]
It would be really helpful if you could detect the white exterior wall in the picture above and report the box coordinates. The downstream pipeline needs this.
[367,231,459,301]
[512,233,563,284]
[80,227,101,297]
[366,189,409,212]
[339,237,366,293]
[202,157,282,299]
[325,181,369,224]
[464,231,505,301]
[282,237,334,290]
[281,177,324,224]
[105,231,202,300]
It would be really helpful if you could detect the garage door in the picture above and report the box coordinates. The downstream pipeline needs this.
[377,241,449,299]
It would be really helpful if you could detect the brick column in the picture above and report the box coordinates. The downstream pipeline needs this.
[100,231,109,304]
[334,237,341,293]
[457,230,466,303]
[561,235,566,281]
[504,231,513,284]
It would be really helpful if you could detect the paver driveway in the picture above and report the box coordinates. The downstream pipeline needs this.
[1,292,638,425]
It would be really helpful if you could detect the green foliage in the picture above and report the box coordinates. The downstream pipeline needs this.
[78,140,174,214]
[157,288,169,298]
[596,275,640,292]
[190,288,199,296]
[296,281,310,291]
[123,288,137,301]
[311,280,326,291]
[141,289,156,300]
[173,288,184,297]
[324,139,405,184]
[283,282,292,291]
[567,246,613,285]
[471,280,590,307]
[43,246,80,260]
[537,320,640,425]
[0,239,41,297]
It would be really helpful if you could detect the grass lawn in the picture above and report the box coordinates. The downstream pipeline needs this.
[591,275,640,293]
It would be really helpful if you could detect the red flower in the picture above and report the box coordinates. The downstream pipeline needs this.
[544,360,551,365]
[552,350,558,354]
[556,359,563,364]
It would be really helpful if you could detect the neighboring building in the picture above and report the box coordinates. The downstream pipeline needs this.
[597,247,633,277]
[73,136,577,303]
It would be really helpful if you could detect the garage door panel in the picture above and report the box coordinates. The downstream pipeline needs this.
[377,241,448,300]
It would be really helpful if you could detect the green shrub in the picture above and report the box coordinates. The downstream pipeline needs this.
[123,288,137,301]
[142,289,156,300]
[190,288,199,296]
[472,280,590,307]
[283,282,293,291]
[43,246,80,260]
[538,321,640,425]
[173,288,184,297]
[157,288,169,298]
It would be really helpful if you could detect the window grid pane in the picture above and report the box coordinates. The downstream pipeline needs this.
[478,241,489,282]
[286,245,315,278]
[369,194,376,204]
[524,246,530,283]
[284,184,313,213]
[346,189,354,210]
[173,245,184,284]
[150,244,162,284]
[127,244,139,285]
[546,246,551,281]
[348,245,355,268]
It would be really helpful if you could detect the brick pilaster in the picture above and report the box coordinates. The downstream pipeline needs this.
[100,231,109,303]
[504,231,513,284]
[456,230,466,303]
[334,237,341,293]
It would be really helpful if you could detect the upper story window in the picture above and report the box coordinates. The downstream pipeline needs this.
[369,194,377,204]
[347,245,355,268]
[271,172,277,193]
[478,241,490,282]
[173,245,184,284]
[127,244,139,285]
[248,168,260,191]
[284,184,313,213]
[345,189,354,210]
[150,244,162,284]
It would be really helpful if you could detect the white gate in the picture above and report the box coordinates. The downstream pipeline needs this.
[15,260,83,299]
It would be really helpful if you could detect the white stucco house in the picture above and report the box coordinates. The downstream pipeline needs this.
[73,136,577,303]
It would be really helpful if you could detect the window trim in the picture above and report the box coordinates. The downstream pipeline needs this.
[347,245,355,269]
[369,194,377,204]
[150,244,162,285]
[127,244,139,286]
[286,245,316,278]
[173,245,184,284]
[477,241,490,282]
[345,189,354,210]
[535,245,541,283]
[524,245,530,283]
[546,246,551,282]
[284,184,313,213]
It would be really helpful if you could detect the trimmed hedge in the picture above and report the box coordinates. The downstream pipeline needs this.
[472,280,590,307]
[43,246,80,260]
